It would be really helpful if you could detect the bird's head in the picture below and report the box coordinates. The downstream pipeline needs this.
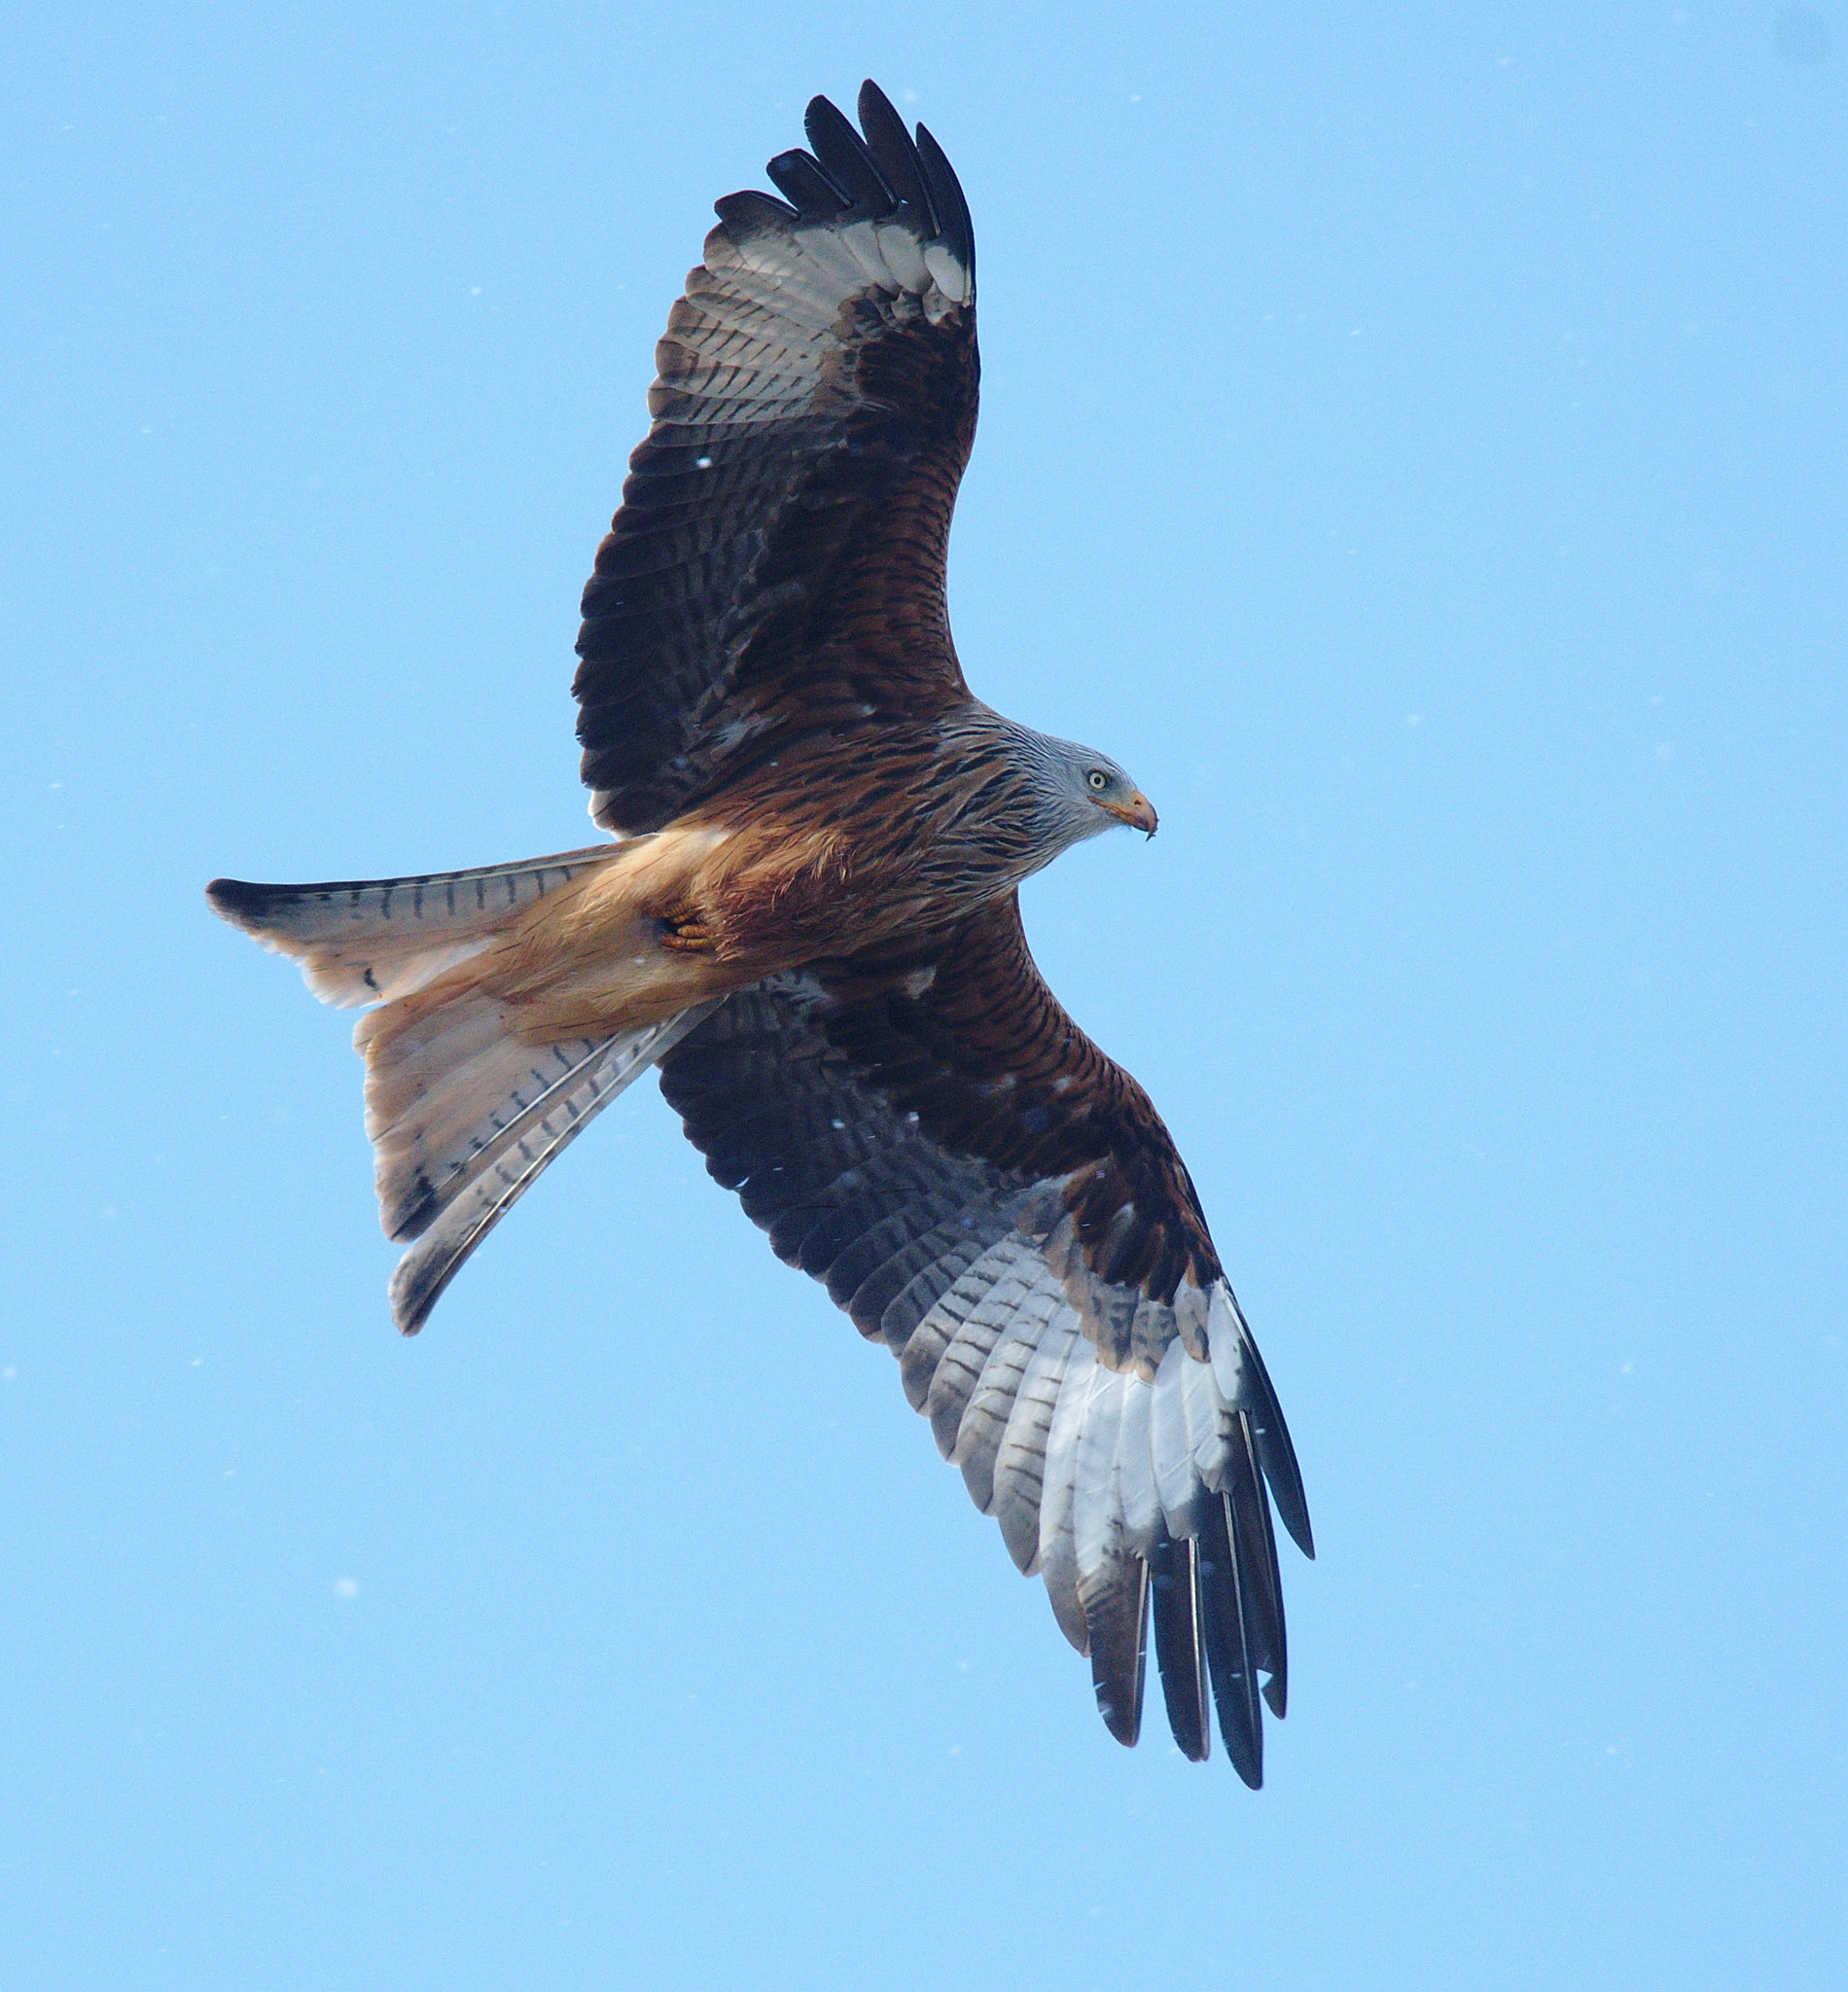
[1080,758,1159,838]
[1020,730,1158,848]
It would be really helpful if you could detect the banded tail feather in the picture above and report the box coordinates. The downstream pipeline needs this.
[206,844,708,1334]
[380,1000,719,1334]
[205,845,622,1008]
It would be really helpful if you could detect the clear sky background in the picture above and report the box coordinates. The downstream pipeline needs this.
[4,4,1843,1987]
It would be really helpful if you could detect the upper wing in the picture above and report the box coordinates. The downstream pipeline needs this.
[573,82,979,834]
[657,897,1313,1783]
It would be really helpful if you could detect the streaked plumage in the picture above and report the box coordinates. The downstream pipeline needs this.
[207,83,1312,1782]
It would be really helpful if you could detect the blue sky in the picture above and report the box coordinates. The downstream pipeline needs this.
[3,5,1843,1987]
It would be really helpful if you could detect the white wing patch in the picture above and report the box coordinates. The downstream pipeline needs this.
[659,213,971,441]
[895,1242,1276,1656]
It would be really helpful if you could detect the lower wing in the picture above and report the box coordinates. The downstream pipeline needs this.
[657,896,1313,1781]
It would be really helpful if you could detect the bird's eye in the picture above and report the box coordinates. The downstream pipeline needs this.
[1087,769,1109,791]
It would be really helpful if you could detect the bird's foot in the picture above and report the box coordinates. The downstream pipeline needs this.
[657,912,714,952]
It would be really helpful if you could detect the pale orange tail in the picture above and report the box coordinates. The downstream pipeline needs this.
[208,845,714,1332]
[360,980,716,1333]
[205,845,622,1008]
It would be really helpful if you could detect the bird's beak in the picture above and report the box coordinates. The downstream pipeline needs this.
[1103,792,1158,837]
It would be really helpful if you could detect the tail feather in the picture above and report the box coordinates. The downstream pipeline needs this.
[385,1002,719,1334]
[206,845,622,1008]
[359,982,616,1242]
[207,839,707,1334]
[363,992,512,1146]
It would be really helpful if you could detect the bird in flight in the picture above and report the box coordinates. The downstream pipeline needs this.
[208,82,1312,1782]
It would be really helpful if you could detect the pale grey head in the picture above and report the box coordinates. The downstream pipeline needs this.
[927,707,1159,885]
[1007,721,1158,862]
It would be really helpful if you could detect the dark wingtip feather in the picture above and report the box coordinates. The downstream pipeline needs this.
[1198,1495,1264,1788]
[734,88,973,298]
[1241,1323,1315,1559]
[856,81,935,223]
[765,148,850,219]
[913,123,976,285]
[1228,1412,1289,1720]
[803,92,895,211]
[713,187,799,229]
[1149,1532,1211,1761]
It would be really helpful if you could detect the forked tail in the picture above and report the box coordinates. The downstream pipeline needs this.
[207,847,712,1333]
[205,846,621,1007]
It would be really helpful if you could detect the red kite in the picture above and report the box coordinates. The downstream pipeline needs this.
[209,83,1312,1781]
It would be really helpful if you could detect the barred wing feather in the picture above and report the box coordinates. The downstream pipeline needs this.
[657,896,1312,1779]
[573,80,979,834]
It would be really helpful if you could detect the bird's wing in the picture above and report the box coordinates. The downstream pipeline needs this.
[574,82,979,834]
[657,897,1313,1782]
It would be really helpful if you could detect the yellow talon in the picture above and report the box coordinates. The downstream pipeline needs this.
[658,913,713,953]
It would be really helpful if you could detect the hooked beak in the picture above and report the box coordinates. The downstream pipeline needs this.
[1102,792,1158,838]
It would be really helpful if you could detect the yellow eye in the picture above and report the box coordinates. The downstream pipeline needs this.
[1087,770,1109,791]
